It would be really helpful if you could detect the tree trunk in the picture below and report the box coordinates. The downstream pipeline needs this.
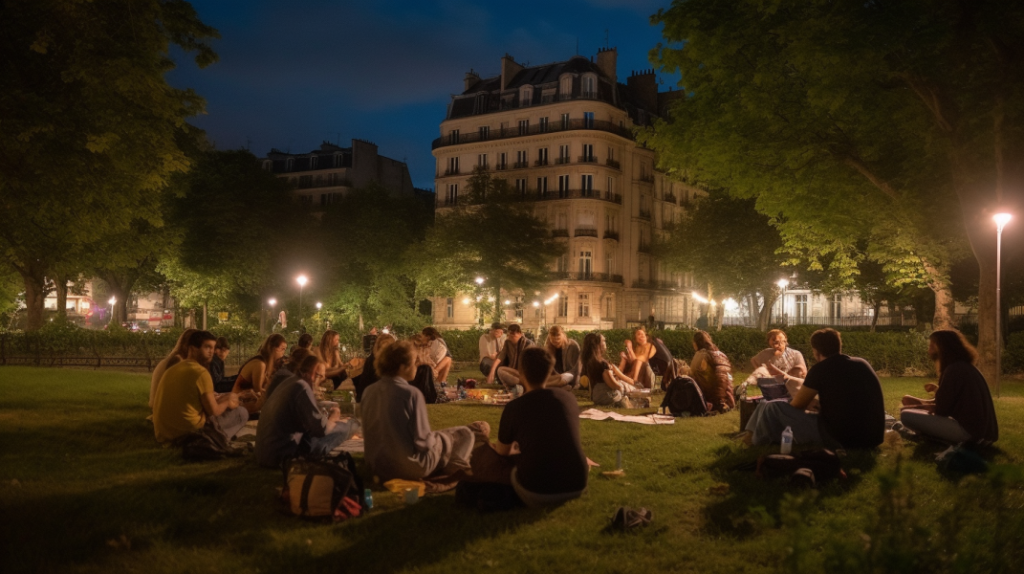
[17,263,48,331]
[202,302,208,330]
[55,274,69,321]
[759,291,777,332]
[870,301,881,333]
[492,284,502,324]
[747,293,760,328]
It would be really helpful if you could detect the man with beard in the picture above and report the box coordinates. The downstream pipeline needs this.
[153,330,248,444]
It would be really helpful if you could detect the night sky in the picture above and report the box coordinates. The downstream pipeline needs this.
[166,0,677,190]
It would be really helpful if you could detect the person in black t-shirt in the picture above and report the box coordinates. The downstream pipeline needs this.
[745,328,885,449]
[492,347,588,507]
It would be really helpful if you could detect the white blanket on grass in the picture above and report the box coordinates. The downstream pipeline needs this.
[579,408,675,425]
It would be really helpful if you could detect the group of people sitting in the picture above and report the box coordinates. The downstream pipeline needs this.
[742,327,999,450]
[147,321,1000,512]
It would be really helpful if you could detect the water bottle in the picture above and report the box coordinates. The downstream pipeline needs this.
[781,426,793,455]
[363,488,374,509]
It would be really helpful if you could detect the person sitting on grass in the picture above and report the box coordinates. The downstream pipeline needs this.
[618,327,657,389]
[581,332,635,408]
[208,337,236,394]
[296,333,314,351]
[749,329,807,393]
[745,328,885,449]
[492,347,588,507]
[232,333,288,414]
[152,330,248,444]
[255,355,361,468]
[487,324,534,395]
[689,330,736,412]
[353,333,396,402]
[149,328,197,412]
[478,322,507,376]
[265,347,313,399]
[900,330,998,447]
[361,340,481,481]
[544,325,581,390]
[422,327,453,385]
[317,330,351,390]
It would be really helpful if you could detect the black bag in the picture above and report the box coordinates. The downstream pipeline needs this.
[661,376,710,417]
[179,418,243,461]
[281,452,365,521]
[756,449,846,486]
[411,364,438,404]
[738,395,764,432]
[648,338,674,377]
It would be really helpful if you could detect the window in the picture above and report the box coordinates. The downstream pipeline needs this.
[581,174,594,194]
[497,152,507,170]
[446,184,459,205]
[447,157,460,175]
[578,251,593,278]
[582,143,594,161]
[558,144,570,164]
[560,76,572,99]
[539,117,549,132]
[479,126,490,140]
[608,147,615,161]
[262,160,272,171]
[607,177,615,199]
[578,293,591,317]
[448,129,460,144]
[605,297,613,319]
[518,119,529,135]
[310,156,318,169]
[446,298,454,319]
[516,150,528,168]
[583,111,595,128]
[541,89,556,104]
[558,175,570,197]
[520,86,532,106]
[557,293,569,317]
[582,75,596,98]
[556,252,569,272]
[605,212,617,232]
[477,154,488,169]
[286,158,294,171]
[536,176,548,195]
[537,147,548,166]
[561,113,570,129]
[515,178,527,194]
[606,253,614,274]
[795,294,808,321]
[830,294,843,319]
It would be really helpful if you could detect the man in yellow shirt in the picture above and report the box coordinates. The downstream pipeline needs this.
[153,330,247,444]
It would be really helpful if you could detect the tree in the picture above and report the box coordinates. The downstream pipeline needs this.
[656,190,787,331]
[0,0,218,330]
[90,219,179,327]
[416,169,563,323]
[648,0,1024,382]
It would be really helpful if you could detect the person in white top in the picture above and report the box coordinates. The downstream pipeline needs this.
[478,322,506,376]
[749,329,808,396]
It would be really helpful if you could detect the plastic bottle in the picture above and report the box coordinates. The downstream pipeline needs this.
[781,426,794,455]
[363,488,374,509]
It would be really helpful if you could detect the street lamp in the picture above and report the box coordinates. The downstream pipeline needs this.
[296,274,308,326]
[108,296,116,324]
[777,278,789,326]
[994,212,1012,397]
[475,276,485,285]
[268,297,277,331]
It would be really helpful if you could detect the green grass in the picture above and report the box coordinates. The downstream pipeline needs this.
[2,366,1024,574]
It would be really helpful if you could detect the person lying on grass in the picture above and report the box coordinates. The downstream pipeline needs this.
[744,328,885,449]
[493,347,588,507]
[899,330,998,447]
[361,340,486,482]
[255,354,361,468]
[152,330,248,445]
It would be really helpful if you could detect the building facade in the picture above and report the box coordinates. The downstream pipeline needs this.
[263,139,414,208]
[431,49,700,331]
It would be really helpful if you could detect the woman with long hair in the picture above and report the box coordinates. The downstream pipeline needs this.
[233,333,288,413]
[148,328,197,410]
[581,332,635,408]
[317,330,351,389]
[690,330,735,412]
[544,325,581,389]
[421,327,453,385]
[900,330,998,446]
[618,327,657,389]
[354,333,396,402]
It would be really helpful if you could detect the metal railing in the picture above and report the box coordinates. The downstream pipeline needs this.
[578,155,598,163]
[606,159,621,169]
[533,189,622,204]
[432,118,635,150]
[603,230,619,240]
[574,228,598,237]
[551,229,570,238]
[549,272,623,283]
[631,279,679,290]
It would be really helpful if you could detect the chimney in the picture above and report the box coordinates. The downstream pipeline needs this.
[500,54,523,91]
[464,69,481,92]
[596,47,617,83]
[627,69,658,112]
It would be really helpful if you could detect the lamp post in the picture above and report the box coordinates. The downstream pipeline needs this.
[268,297,277,331]
[776,278,789,327]
[994,212,1012,397]
[296,274,308,326]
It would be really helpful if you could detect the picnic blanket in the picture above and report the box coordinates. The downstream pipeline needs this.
[579,408,675,425]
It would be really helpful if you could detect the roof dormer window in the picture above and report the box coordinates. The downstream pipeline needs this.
[582,74,597,99]
[559,75,573,100]
[519,86,532,107]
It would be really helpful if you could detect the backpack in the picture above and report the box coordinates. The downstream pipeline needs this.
[756,449,846,487]
[281,452,365,521]
[411,364,439,404]
[179,418,244,461]
[661,376,710,417]
[696,350,736,413]
[647,338,674,377]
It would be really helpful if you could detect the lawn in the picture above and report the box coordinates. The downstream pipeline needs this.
[2,366,1023,574]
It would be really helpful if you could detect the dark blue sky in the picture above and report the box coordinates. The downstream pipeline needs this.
[167,0,678,190]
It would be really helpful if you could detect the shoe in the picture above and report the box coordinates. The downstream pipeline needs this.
[612,506,652,530]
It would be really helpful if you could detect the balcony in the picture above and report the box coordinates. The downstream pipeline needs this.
[663,193,677,204]
[551,229,570,238]
[432,118,635,150]
[495,163,508,171]
[637,242,651,253]
[549,271,623,284]
[443,168,460,176]
[632,279,679,290]
[637,174,655,184]
[637,209,651,220]
[574,227,598,238]
[605,158,621,169]
[513,161,528,169]
[534,159,549,167]
[603,230,619,241]
[578,155,598,163]
[534,189,623,204]
[555,157,571,165]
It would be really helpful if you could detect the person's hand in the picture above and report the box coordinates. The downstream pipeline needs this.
[620,351,627,360]
[625,340,633,350]
[924,383,938,393]
[328,407,341,422]
[227,393,240,409]
[766,363,787,377]
[486,374,494,385]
